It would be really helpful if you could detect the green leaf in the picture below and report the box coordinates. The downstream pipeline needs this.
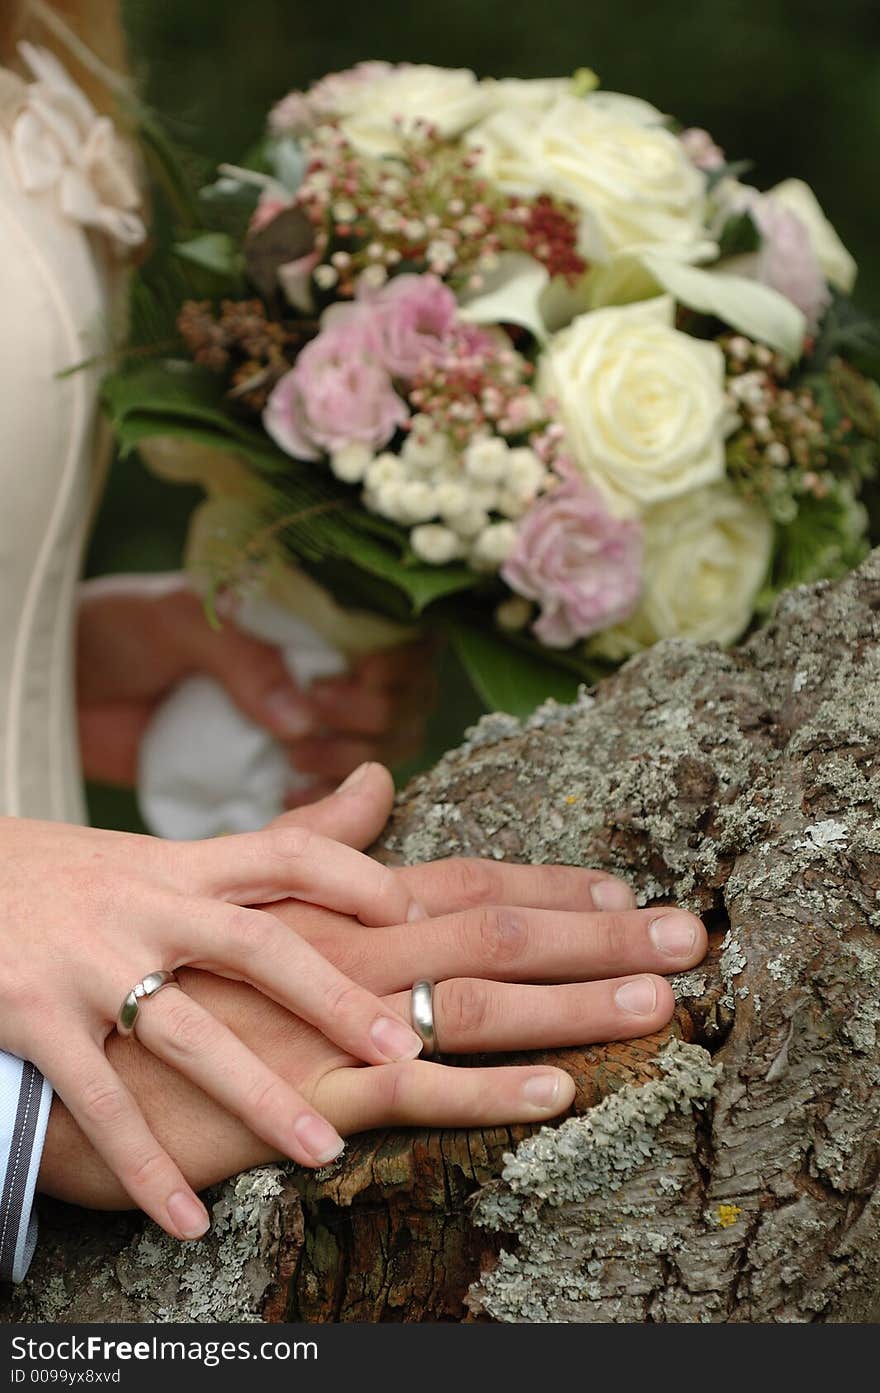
[104,386,480,616]
[174,232,245,286]
[757,483,870,612]
[718,210,761,259]
[103,360,271,453]
[447,620,593,718]
[809,292,880,374]
[706,158,754,192]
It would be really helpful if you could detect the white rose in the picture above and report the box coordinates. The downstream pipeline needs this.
[538,297,727,513]
[767,179,857,294]
[335,65,490,157]
[591,482,772,655]
[467,93,705,258]
[479,76,572,116]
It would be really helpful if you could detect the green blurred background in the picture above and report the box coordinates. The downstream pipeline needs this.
[88,0,880,828]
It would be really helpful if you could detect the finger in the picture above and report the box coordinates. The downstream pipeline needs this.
[383,973,675,1054]
[346,906,705,994]
[315,1059,575,1134]
[345,641,437,691]
[284,781,342,811]
[304,682,395,737]
[184,820,424,926]
[290,720,425,779]
[135,987,345,1166]
[273,762,395,847]
[394,857,637,915]
[45,1039,210,1241]
[307,673,436,733]
[183,899,425,1065]
[193,619,317,741]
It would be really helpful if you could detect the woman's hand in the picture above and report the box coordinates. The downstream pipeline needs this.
[0,809,437,1241]
[38,766,708,1210]
[76,574,433,791]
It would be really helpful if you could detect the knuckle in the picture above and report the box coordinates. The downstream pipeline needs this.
[124,1147,173,1193]
[162,1000,215,1057]
[598,912,631,966]
[440,978,491,1039]
[472,905,528,970]
[224,906,269,957]
[269,824,312,863]
[245,1073,290,1121]
[378,1063,411,1119]
[79,1077,129,1129]
[322,976,367,1022]
[448,858,501,909]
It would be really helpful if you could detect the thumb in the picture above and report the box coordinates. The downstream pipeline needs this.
[195,621,316,739]
[270,762,395,848]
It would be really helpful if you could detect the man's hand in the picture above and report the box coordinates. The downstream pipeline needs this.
[39,765,706,1210]
[77,575,433,791]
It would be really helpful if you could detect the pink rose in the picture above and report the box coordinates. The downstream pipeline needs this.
[263,322,408,460]
[324,273,459,379]
[502,474,643,648]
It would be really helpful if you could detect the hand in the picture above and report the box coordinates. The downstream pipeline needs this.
[76,574,434,790]
[0,804,435,1242]
[38,766,707,1210]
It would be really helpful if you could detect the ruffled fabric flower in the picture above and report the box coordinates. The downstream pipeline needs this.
[502,471,643,648]
[9,43,145,254]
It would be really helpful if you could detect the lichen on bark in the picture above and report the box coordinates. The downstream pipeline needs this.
[4,551,880,1323]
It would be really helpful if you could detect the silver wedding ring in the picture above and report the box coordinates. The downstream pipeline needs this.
[410,979,437,1056]
[117,969,180,1037]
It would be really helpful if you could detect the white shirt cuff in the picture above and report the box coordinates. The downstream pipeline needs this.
[0,1051,52,1282]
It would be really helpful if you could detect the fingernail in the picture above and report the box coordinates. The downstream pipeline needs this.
[338,762,371,792]
[615,976,658,1016]
[649,912,698,959]
[292,1114,345,1165]
[520,1073,562,1110]
[263,687,314,738]
[167,1190,210,1240]
[371,1014,423,1061]
[406,900,428,922]
[591,877,636,911]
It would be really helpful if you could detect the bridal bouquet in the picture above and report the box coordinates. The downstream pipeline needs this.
[105,63,880,714]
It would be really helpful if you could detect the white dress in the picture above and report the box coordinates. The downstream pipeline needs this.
[0,43,144,1281]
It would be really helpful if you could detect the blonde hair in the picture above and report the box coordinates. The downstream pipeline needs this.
[1,0,129,112]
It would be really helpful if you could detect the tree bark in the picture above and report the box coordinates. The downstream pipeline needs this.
[4,551,880,1323]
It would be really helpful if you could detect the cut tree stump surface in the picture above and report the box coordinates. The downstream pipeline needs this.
[4,553,880,1323]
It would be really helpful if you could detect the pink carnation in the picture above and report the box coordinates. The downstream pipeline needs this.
[370,274,459,378]
[263,322,408,460]
[325,273,458,379]
[502,474,643,648]
[269,63,397,136]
